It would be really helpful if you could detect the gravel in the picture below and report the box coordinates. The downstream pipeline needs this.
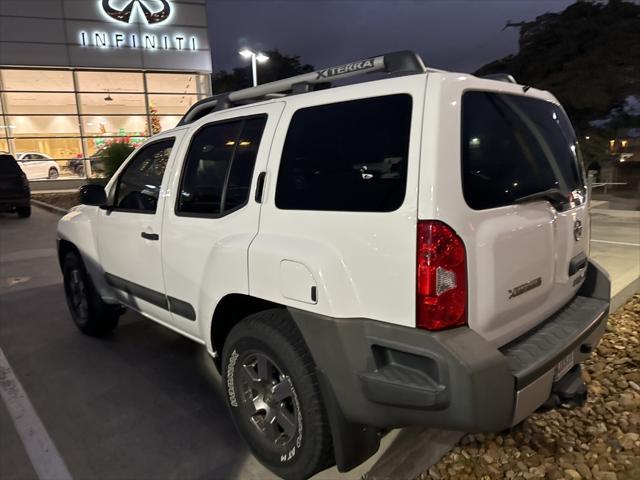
[418,293,640,480]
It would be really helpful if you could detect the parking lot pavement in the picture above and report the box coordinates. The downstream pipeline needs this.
[0,208,269,480]
[1,206,638,480]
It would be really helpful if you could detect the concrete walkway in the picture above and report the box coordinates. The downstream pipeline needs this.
[590,208,640,311]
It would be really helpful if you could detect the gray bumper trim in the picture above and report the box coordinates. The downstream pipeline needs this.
[500,297,608,389]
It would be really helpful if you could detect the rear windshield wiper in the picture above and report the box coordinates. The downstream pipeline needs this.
[514,188,567,210]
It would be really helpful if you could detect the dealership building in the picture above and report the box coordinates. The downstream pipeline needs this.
[0,0,211,179]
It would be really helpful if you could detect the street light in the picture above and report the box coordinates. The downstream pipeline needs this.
[239,48,269,87]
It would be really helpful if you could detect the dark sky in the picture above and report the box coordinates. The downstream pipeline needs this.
[206,0,575,74]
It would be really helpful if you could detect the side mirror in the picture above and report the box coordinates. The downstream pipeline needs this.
[79,184,107,207]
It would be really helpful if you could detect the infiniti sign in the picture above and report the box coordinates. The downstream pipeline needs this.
[80,0,200,52]
[102,0,171,25]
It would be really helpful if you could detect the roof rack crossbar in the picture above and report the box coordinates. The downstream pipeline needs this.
[178,50,426,126]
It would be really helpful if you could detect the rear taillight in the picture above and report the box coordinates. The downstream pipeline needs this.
[21,173,29,190]
[416,220,467,331]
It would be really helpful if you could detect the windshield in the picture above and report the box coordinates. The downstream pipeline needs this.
[461,91,585,210]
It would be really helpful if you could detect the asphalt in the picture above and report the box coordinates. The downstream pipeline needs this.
[0,206,638,480]
[0,207,261,480]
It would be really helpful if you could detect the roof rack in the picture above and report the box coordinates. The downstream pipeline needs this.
[178,50,426,126]
[482,73,517,84]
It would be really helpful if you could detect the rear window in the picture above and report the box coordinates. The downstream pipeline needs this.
[275,94,412,212]
[461,91,584,210]
[0,155,21,174]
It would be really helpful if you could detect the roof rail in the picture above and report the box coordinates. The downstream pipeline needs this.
[178,50,426,126]
[482,73,517,84]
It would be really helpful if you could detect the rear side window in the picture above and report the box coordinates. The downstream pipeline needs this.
[275,94,412,212]
[177,116,266,216]
[461,91,584,210]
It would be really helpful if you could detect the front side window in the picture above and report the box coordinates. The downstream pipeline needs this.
[461,91,585,210]
[275,94,412,212]
[177,117,266,216]
[114,139,174,213]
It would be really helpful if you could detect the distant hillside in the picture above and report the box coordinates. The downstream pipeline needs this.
[475,0,640,130]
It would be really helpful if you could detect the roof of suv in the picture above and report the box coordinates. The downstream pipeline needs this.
[178,50,530,127]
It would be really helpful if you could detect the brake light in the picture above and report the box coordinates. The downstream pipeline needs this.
[416,220,467,330]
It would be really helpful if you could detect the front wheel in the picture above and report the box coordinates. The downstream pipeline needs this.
[48,167,59,179]
[222,310,334,479]
[62,252,120,336]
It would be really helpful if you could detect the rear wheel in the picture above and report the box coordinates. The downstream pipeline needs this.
[222,310,334,479]
[48,167,59,179]
[62,252,120,336]
[16,205,31,218]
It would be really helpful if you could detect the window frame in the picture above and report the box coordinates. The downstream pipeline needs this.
[274,94,414,213]
[111,137,176,215]
[459,89,586,211]
[174,113,268,219]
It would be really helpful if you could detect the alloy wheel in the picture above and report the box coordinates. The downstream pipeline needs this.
[68,269,89,319]
[238,352,298,447]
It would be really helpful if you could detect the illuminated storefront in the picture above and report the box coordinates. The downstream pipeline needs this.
[0,0,211,179]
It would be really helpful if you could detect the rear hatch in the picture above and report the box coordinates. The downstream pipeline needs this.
[460,91,589,347]
[0,154,28,198]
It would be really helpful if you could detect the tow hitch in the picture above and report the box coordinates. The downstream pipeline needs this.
[539,365,588,411]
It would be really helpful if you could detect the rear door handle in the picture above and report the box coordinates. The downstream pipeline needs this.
[141,232,159,241]
[255,172,266,203]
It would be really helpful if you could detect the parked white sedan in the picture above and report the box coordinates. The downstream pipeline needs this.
[16,152,60,179]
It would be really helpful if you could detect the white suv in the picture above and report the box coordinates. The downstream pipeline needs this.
[57,51,610,479]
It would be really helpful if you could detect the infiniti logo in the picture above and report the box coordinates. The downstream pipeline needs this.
[102,0,171,25]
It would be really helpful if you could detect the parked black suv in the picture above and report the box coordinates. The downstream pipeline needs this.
[0,154,31,218]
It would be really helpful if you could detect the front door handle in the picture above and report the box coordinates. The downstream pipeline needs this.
[141,232,159,241]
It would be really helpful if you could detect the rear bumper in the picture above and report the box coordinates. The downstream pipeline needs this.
[289,260,610,434]
[0,196,30,210]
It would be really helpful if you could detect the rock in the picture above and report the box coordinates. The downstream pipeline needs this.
[576,463,593,479]
[428,466,442,479]
[593,472,617,480]
[564,469,582,479]
[619,432,639,450]
[619,393,639,409]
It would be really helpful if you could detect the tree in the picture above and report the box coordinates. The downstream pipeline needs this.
[475,0,640,131]
[99,140,135,178]
[149,106,162,135]
[212,49,314,93]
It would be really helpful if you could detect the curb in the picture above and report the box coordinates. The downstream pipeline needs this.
[31,199,70,216]
[611,277,640,313]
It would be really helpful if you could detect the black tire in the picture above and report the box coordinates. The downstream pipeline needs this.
[222,310,334,479]
[62,252,120,336]
[16,205,31,218]
[48,167,59,179]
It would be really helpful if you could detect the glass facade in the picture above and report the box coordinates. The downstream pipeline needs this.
[0,68,210,179]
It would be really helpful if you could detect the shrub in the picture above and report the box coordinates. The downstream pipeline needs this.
[99,140,135,178]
